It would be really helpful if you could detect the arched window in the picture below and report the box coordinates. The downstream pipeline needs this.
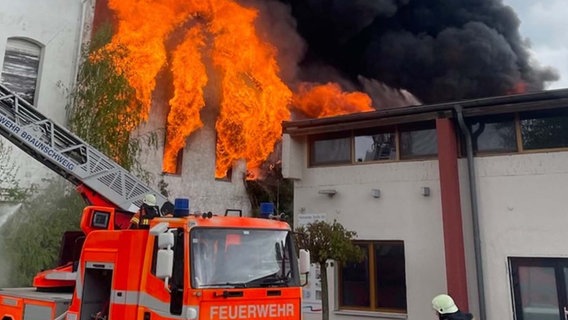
[1,38,42,104]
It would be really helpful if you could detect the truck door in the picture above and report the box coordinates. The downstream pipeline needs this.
[143,228,186,319]
[79,262,113,320]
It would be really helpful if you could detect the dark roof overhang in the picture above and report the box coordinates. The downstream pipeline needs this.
[283,88,568,136]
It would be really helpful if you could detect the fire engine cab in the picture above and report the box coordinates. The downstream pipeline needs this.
[0,84,310,320]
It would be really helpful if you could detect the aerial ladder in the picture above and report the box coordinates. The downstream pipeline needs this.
[0,83,310,320]
[0,83,171,290]
[0,83,169,213]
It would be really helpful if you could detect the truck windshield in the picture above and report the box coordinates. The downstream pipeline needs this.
[191,228,299,288]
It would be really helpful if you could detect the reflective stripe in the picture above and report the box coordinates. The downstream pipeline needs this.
[140,292,199,319]
[1,297,18,306]
[45,271,76,280]
[110,290,139,305]
[104,290,198,319]
[75,265,82,298]
[85,262,114,269]
[65,311,77,320]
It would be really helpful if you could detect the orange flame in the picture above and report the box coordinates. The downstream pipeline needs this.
[508,81,527,94]
[292,82,374,117]
[106,0,209,120]
[209,0,292,178]
[104,0,376,179]
[163,26,208,173]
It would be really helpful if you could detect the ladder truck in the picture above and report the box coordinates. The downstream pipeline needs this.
[0,84,310,320]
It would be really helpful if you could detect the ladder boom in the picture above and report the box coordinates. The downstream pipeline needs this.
[0,83,168,212]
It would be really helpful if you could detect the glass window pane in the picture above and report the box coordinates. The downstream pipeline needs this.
[518,266,559,320]
[1,38,41,104]
[521,109,568,150]
[400,122,437,159]
[190,228,298,288]
[340,244,370,307]
[467,116,517,153]
[375,242,407,310]
[310,134,351,165]
[355,130,396,162]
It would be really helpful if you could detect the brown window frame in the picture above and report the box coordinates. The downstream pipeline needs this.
[308,121,438,167]
[354,126,398,163]
[462,107,568,156]
[398,121,438,160]
[308,131,352,166]
[338,240,407,313]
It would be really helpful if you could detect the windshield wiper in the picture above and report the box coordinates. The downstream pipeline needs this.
[199,282,247,288]
[246,273,289,287]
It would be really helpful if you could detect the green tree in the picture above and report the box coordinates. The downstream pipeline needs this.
[0,139,31,286]
[0,177,84,286]
[0,139,29,201]
[295,220,362,320]
[67,22,156,176]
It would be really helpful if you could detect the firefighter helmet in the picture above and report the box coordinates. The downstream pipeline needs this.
[432,294,458,314]
[143,194,157,206]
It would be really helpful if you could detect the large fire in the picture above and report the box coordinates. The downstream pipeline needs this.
[104,0,374,178]
[293,82,374,117]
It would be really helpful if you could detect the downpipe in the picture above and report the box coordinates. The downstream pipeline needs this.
[454,105,486,320]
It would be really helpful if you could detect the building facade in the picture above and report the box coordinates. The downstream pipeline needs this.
[0,0,251,214]
[0,0,91,187]
[283,89,568,320]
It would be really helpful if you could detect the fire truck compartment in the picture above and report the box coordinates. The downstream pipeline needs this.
[0,287,71,319]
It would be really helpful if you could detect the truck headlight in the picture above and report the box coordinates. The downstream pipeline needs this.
[186,306,199,319]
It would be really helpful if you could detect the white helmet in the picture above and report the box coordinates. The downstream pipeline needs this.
[432,294,458,314]
[143,194,157,206]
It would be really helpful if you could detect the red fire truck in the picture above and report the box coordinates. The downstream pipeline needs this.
[0,84,310,320]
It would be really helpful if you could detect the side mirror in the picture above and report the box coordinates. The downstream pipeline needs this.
[155,231,175,292]
[299,249,310,274]
[156,248,174,279]
[298,249,310,287]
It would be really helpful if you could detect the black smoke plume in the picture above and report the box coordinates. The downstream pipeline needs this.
[274,0,559,104]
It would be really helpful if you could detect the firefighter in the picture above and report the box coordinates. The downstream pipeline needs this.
[129,194,160,229]
[432,294,474,320]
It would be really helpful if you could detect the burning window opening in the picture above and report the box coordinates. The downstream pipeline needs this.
[215,168,232,182]
[100,0,379,180]
[162,147,184,176]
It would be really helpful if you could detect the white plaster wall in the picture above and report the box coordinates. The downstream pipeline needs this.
[135,81,251,215]
[473,151,568,320]
[293,158,448,320]
[457,159,480,318]
[282,134,304,180]
[0,1,251,214]
[0,0,94,186]
[291,148,568,320]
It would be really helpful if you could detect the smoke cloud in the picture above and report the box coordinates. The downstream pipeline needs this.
[274,0,559,104]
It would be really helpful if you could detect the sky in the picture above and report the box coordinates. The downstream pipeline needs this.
[505,0,568,90]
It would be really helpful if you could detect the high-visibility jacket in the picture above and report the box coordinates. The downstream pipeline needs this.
[130,205,160,228]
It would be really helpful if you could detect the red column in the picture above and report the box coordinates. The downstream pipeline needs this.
[436,117,469,311]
